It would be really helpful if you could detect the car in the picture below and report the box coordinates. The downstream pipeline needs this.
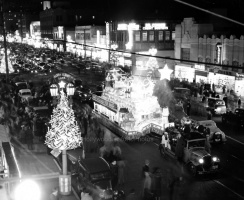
[15,81,29,92]
[195,120,227,144]
[18,89,33,102]
[207,97,226,115]
[64,149,122,200]
[222,108,244,129]
[163,129,221,176]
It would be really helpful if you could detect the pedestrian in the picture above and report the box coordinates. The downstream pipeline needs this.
[223,95,228,108]
[142,160,150,178]
[238,97,241,108]
[25,125,34,150]
[207,109,212,120]
[117,157,126,186]
[49,187,59,200]
[159,132,170,157]
[151,167,162,200]
[110,160,118,188]
[168,177,183,200]
[125,189,139,200]
[143,172,152,199]
[186,99,191,116]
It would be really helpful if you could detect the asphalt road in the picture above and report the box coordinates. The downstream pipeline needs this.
[9,45,244,200]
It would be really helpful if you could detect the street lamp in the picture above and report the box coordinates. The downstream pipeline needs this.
[45,81,82,196]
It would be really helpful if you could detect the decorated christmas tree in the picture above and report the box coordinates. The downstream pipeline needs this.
[0,53,14,73]
[45,90,82,150]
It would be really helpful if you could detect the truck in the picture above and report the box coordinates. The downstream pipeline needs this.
[161,127,221,176]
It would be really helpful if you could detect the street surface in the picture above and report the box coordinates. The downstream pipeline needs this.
[3,43,244,200]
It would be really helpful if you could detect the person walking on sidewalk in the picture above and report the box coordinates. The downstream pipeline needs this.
[238,97,242,108]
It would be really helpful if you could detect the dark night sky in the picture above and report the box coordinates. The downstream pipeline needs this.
[5,0,244,33]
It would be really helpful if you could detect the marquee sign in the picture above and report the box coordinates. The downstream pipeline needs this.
[143,23,168,30]
[53,73,75,82]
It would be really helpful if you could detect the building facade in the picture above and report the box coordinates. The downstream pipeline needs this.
[174,18,244,96]
[109,20,176,74]
[75,25,106,59]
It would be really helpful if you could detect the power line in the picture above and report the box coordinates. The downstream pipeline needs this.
[174,0,244,27]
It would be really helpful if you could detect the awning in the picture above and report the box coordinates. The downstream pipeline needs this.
[195,70,208,77]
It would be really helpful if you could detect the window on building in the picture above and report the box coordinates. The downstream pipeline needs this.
[158,31,163,41]
[142,31,147,41]
[232,61,239,72]
[60,16,63,22]
[149,31,154,41]
[181,48,190,60]
[165,31,170,40]
[172,31,175,40]
[56,16,59,22]
[135,31,140,41]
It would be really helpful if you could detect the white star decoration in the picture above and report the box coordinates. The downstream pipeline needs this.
[158,64,173,80]
[58,81,66,88]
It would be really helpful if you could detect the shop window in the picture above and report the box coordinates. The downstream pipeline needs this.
[232,61,239,72]
[158,31,163,41]
[135,31,140,41]
[149,31,154,41]
[165,31,170,40]
[142,31,147,41]
[172,31,175,40]
[181,48,190,60]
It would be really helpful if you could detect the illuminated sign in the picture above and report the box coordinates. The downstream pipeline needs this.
[194,64,205,71]
[117,23,140,31]
[92,95,118,111]
[106,22,110,48]
[216,43,222,64]
[143,23,168,30]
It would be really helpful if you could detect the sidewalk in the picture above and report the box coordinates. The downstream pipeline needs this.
[7,137,79,200]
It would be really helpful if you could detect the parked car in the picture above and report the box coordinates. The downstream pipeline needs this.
[195,120,227,143]
[64,149,123,200]
[222,108,244,129]
[18,89,33,102]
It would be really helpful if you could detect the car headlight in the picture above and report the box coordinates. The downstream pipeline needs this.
[212,157,220,162]
[199,158,204,164]
[113,190,118,195]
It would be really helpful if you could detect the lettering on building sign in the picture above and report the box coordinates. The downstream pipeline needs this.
[143,23,168,30]
[194,64,205,71]
[53,73,75,81]
[92,95,118,111]
[117,23,140,31]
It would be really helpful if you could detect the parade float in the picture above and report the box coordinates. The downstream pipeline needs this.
[92,65,175,140]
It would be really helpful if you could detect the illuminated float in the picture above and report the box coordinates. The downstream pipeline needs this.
[92,65,174,140]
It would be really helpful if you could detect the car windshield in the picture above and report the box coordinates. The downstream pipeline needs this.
[17,83,28,89]
[188,139,205,148]
[21,92,31,96]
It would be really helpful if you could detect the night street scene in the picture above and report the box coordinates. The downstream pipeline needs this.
[1,0,244,200]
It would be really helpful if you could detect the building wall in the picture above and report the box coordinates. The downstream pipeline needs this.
[175,18,244,73]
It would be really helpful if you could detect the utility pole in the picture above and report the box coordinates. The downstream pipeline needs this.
[0,0,9,83]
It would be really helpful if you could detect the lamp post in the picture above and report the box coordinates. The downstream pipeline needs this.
[46,81,82,196]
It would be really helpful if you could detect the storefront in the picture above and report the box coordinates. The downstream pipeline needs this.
[235,73,244,97]
[208,70,235,91]
[174,64,195,82]
[194,64,208,83]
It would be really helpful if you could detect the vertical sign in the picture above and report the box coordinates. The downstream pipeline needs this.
[106,22,110,48]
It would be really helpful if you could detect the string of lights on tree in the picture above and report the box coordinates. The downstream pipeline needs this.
[0,53,14,73]
[45,90,82,150]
